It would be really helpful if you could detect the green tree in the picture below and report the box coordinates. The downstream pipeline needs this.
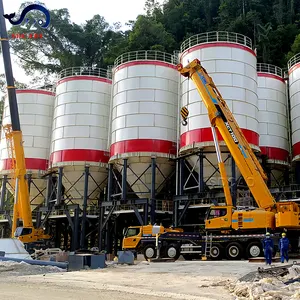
[128,15,175,52]
[7,2,128,74]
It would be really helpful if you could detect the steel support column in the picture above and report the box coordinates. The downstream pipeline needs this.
[198,150,204,193]
[0,175,7,211]
[56,167,63,206]
[98,205,104,250]
[150,158,156,224]
[144,200,149,225]
[80,166,89,249]
[231,156,237,206]
[121,159,127,201]
[45,173,53,207]
[73,207,80,250]
[107,164,113,201]
[27,173,32,194]
[179,158,184,195]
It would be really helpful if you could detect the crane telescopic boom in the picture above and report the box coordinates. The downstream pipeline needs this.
[178,59,276,210]
[178,59,300,231]
[0,0,50,243]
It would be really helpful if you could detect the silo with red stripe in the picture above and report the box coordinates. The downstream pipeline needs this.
[257,63,289,184]
[0,89,55,210]
[50,68,111,205]
[109,51,178,197]
[288,54,300,163]
[179,32,259,191]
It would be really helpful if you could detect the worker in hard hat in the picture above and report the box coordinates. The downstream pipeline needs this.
[262,232,274,265]
[279,232,290,263]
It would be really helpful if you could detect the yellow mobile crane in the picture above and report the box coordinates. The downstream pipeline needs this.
[0,1,50,245]
[178,59,300,232]
[123,59,300,261]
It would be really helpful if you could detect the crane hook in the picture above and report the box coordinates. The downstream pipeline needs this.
[180,106,189,127]
[182,119,188,126]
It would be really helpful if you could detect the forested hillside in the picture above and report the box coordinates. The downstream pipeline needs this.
[6,0,300,76]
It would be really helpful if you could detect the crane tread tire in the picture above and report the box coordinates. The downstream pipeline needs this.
[246,242,263,259]
[210,243,224,260]
[143,244,156,261]
[226,242,243,260]
[166,243,180,261]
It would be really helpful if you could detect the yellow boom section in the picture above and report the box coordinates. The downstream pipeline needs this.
[178,59,276,210]
[4,125,33,237]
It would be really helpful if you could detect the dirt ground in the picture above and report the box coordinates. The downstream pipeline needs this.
[0,258,284,300]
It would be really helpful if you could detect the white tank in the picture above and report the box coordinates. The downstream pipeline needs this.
[50,67,111,205]
[179,32,259,189]
[0,89,55,210]
[109,51,178,197]
[257,63,289,166]
[288,53,300,161]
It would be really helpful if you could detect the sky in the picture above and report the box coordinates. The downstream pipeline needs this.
[0,0,163,88]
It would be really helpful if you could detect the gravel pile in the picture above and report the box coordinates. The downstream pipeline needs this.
[0,261,66,276]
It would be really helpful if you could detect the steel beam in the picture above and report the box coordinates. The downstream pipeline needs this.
[231,156,237,206]
[0,175,7,211]
[45,173,53,207]
[27,173,32,194]
[80,166,89,249]
[121,159,127,201]
[198,150,204,193]
[56,167,63,206]
[150,158,156,224]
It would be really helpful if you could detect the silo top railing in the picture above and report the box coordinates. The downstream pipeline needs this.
[114,50,177,67]
[57,67,112,81]
[180,31,253,53]
[287,53,300,70]
[257,63,283,78]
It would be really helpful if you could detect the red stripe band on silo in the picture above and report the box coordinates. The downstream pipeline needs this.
[180,128,259,148]
[57,76,112,85]
[181,42,256,59]
[260,147,289,162]
[292,142,300,158]
[0,158,48,171]
[114,61,177,73]
[110,139,177,157]
[16,89,55,96]
[257,73,285,83]
[50,149,110,164]
[288,63,300,75]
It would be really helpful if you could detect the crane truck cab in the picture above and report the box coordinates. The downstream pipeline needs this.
[122,225,183,260]
[14,226,51,244]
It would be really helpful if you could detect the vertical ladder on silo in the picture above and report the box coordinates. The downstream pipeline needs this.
[3,124,16,189]
[203,232,213,259]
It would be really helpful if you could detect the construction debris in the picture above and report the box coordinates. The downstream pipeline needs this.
[238,262,300,282]
[228,264,300,299]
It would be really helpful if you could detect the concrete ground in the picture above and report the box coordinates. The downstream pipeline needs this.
[1,257,297,300]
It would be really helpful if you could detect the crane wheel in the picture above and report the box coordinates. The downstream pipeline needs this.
[166,244,180,260]
[246,242,263,258]
[226,242,243,260]
[210,243,224,260]
[143,244,156,260]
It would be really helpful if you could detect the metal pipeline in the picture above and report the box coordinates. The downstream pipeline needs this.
[0,256,68,269]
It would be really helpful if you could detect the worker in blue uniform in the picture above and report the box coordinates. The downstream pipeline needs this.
[279,232,290,263]
[262,232,274,265]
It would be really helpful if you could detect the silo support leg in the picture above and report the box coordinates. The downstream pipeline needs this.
[80,166,89,249]
[150,158,156,224]
[0,175,7,211]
